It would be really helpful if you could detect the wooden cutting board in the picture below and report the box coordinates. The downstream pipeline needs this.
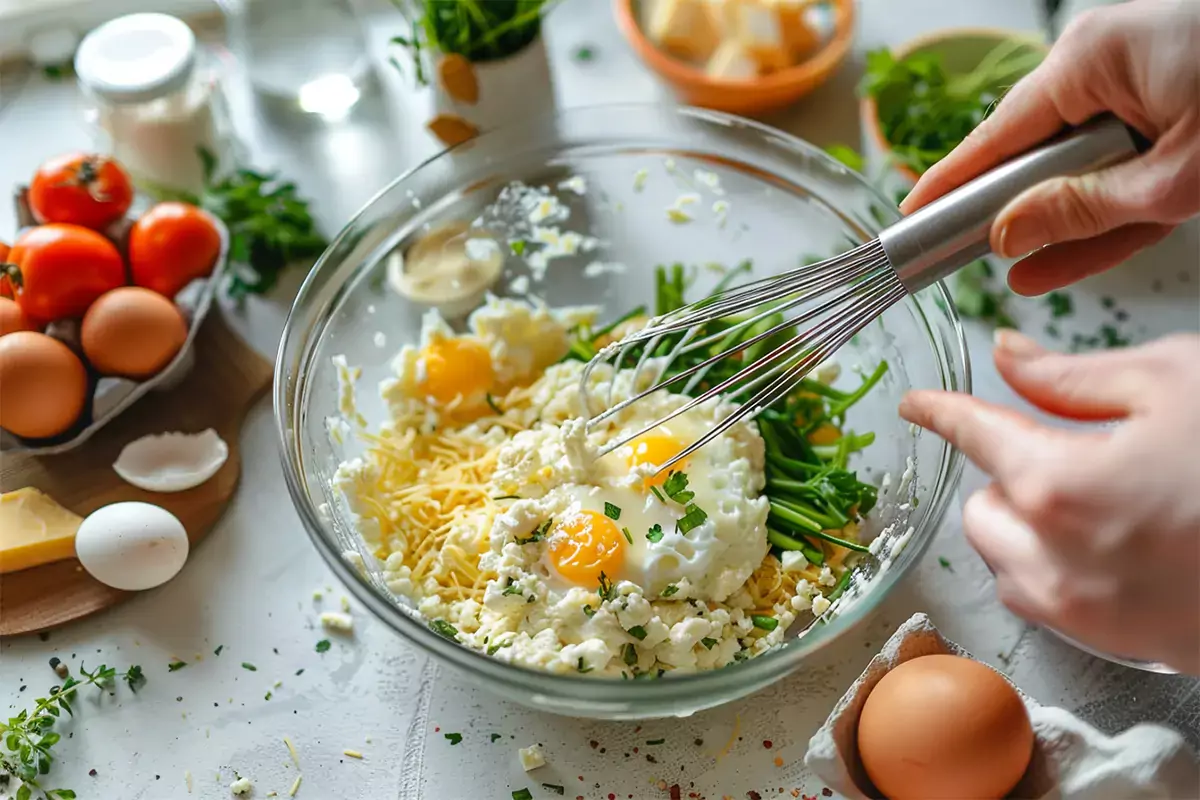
[0,311,273,636]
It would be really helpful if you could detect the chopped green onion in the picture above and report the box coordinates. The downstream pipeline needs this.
[752,615,779,632]
[604,502,622,520]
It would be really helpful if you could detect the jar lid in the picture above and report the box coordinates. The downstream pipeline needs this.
[74,13,197,104]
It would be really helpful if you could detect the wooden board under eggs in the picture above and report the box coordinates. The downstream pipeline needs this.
[0,313,272,636]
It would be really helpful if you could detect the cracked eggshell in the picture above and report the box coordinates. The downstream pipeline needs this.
[112,428,229,493]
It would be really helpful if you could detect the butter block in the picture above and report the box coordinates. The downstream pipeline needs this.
[647,0,722,63]
[0,487,83,573]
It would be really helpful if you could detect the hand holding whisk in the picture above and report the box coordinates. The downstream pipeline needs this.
[581,115,1148,472]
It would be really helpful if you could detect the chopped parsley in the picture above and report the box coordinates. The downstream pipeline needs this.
[491,733,502,743]
[213,645,224,656]
[430,619,460,641]
[583,604,596,618]
[700,637,718,650]
[660,584,679,597]
[542,783,566,795]
[264,691,273,701]
[662,471,695,504]
[241,662,257,672]
[597,571,617,602]
[167,661,187,672]
[752,615,779,632]
[623,643,638,666]
[573,44,595,62]
[676,503,708,535]
[295,668,305,676]
[510,240,528,256]
[627,626,647,641]
[444,732,463,745]
[518,520,553,545]
[501,578,523,597]
[938,556,954,572]
[646,738,665,745]
[512,790,533,800]
[315,639,332,653]
[604,502,622,520]
[576,657,593,673]
[486,393,503,415]
[621,526,633,544]
[646,524,664,543]
[1046,291,1074,319]
[732,649,750,662]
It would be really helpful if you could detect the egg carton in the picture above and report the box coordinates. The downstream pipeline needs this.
[0,187,230,455]
[804,612,1199,799]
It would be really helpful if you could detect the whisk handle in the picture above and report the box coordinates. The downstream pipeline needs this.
[880,114,1146,294]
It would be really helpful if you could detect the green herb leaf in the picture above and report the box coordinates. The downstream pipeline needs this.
[660,584,679,597]
[124,665,145,693]
[583,604,596,618]
[627,626,647,641]
[167,661,187,672]
[751,615,779,632]
[510,239,528,255]
[1046,291,1074,319]
[491,733,502,743]
[444,732,463,745]
[502,578,523,597]
[315,639,332,653]
[623,643,638,666]
[700,637,718,650]
[824,144,864,172]
[621,526,633,544]
[938,556,954,572]
[512,790,533,800]
[573,44,595,62]
[646,738,665,745]
[576,657,593,674]
[542,783,566,795]
[662,471,694,504]
[604,502,622,521]
[241,662,257,672]
[646,524,664,543]
[264,691,273,701]
[676,503,708,535]
[486,393,503,415]
[597,571,617,602]
[213,645,224,656]
[430,620,460,641]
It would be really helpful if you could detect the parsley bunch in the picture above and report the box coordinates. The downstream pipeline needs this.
[2,664,145,799]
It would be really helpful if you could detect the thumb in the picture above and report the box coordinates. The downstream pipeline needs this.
[992,329,1150,420]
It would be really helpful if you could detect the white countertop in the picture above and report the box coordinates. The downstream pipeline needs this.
[2,1,1197,798]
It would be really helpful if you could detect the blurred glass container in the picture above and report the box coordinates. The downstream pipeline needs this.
[74,13,225,195]
[221,0,370,117]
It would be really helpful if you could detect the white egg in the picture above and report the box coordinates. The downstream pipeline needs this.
[75,502,189,591]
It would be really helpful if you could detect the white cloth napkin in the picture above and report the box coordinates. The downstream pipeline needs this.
[804,613,1199,799]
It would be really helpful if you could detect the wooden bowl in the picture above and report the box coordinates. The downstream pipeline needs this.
[615,0,855,116]
[861,28,1049,185]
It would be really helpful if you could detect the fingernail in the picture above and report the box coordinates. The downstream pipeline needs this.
[993,328,1043,358]
[997,214,1051,258]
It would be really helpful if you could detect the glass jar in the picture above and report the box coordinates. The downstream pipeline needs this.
[74,13,224,196]
[221,0,370,117]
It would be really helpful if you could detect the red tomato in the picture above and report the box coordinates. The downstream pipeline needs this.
[4,224,126,325]
[29,153,134,230]
[129,202,222,299]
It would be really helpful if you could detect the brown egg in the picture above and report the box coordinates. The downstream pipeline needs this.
[0,297,35,337]
[81,287,188,379]
[0,331,88,438]
[857,654,1034,800]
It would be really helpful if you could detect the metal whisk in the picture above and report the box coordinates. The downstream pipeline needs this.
[582,115,1146,469]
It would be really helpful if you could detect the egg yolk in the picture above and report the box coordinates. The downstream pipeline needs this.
[626,433,690,489]
[547,510,625,587]
[419,338,494,404]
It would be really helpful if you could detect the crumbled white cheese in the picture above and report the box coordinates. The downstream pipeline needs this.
[319,611,354,632]
[818,566,836,587]
[465,237,501,262]
[557,175,587,195]
[694,169,724,194]
[780,550,808,573]
[518,744,546,771]
[230,776,253,795]
[633,168,649,192]
[811,594,831,617]
[373,331,387,348]
[509,274,530,295]
[583,261,627,278]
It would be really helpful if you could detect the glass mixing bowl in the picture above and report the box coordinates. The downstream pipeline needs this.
[275,105,969,720]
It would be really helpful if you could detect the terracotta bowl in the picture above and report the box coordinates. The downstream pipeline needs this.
[860,28,1049,185]
[615,0,855,116]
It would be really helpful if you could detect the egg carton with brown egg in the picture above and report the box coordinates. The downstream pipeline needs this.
[805,612,1199,799]
[0,188,229,455]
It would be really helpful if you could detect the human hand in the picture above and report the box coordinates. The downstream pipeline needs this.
[901,0,1200,296]
[900,330,1200,674]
